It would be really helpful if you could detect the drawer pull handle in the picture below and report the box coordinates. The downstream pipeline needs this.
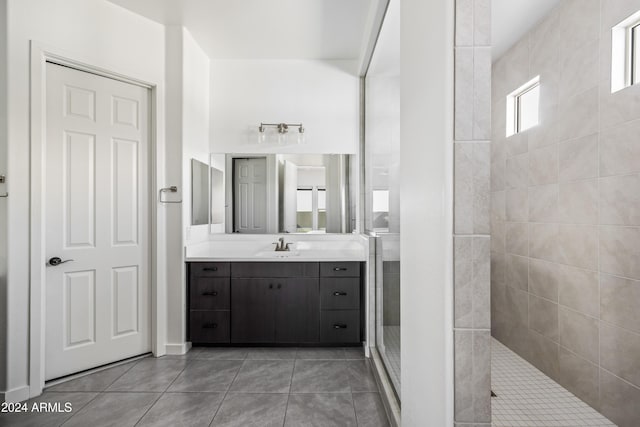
[269,284,273,289]
[333,323,348,329]
[333,291,348,296]
[277,283,282,289]
[333,267,348,271]
[203,323,218,329]
[202,291,218,296]
[203,267,218,272]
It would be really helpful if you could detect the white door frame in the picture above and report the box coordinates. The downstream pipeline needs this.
[28,41,166,398]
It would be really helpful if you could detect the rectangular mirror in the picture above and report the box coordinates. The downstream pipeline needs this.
[213,153,353,234]
[191,159,209,226]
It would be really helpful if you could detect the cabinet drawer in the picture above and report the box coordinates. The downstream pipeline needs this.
[190,262,230,277]
[320,310,360,343]
[231,262,319,278]
[189,311,230,343]
[190,278,230,310]
[320,278,360,310]
[320,262,360,277]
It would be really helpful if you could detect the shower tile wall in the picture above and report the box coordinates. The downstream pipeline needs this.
[491,1,640,425]
[453,0,492,426]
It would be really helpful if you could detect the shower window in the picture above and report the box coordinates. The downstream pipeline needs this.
[296,187,325,232]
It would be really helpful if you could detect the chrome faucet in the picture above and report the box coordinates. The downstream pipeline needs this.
[273,237,292,252]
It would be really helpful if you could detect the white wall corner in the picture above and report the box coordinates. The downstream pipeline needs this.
[1,385,31,403]
[165,342,192,356]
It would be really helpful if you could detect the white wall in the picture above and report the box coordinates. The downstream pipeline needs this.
[0,0,8,394]
[182,29,211,245]
[3,0,167,400]
[400,0,454,425]
[164,26,212,352]
[210,60,359,154]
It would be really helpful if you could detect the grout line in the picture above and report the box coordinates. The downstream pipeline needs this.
[596,3,603,404]
[131,360,191,427]
[57,389,104,426]
[208,356,246,427]
[600,366,640,391]
[132,391,164,427]
[281,358,296,427]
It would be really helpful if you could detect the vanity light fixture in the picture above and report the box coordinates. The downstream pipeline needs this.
[258,122,305,144]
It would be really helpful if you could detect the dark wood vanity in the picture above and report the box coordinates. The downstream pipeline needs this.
[187,261,364,345]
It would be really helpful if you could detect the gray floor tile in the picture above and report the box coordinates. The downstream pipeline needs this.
[229,360,294,393]
[106,359,186,392]
[0,392,97,427]
[211,393,288,427]
[353,393,390,427]
[343,347,366,359]
[284,393,357,427]
[62,392,159,427]
[291,360,350,393]
[136,392,224,427]
[245,348,298,360]
[7,348,377,427]
[348,360,379,392]
[296,348,346,360]
[192,348,247,360]
[46,361,137,392]
[168,360,242,392]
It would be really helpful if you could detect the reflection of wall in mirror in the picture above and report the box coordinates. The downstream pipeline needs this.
[191,159,209,226]
[210,167,224,224]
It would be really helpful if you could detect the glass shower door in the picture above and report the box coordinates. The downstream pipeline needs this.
[364,0,400,397]
[375,234,401,396]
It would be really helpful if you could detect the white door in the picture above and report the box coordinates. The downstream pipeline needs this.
[44,63,151,380]
[234,158,267,233]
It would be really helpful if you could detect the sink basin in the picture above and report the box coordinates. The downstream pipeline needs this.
[254,250,301,258]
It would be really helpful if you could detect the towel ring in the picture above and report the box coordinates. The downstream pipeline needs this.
[159,186,182,204]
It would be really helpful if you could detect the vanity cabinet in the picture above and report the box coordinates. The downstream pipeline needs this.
[188,262,231,344]
[319,262,361,344]
[187,261,363,345]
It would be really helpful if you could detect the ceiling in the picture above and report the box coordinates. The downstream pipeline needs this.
[492,0,561,60]
[367,0,399,76]
[109,0,562,63]
[107,0,373,60]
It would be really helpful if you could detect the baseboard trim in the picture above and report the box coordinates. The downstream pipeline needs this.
[370,347,401,427]
[165,342,191,355]
[1,385,31,403]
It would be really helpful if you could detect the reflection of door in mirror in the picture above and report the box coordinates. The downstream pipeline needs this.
[233,157,267,233]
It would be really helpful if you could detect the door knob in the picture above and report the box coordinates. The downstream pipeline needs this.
[48,257,74,266]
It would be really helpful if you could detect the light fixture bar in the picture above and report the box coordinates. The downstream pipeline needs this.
[259,122,305,134]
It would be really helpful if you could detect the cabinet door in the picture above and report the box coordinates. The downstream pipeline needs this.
[275,278,320,343]
[231,279,275,343]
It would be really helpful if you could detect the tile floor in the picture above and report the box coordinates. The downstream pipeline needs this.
[0,347,390,427]
[491,339,615,427]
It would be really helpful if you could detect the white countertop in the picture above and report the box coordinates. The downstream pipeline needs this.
[185,235,368,262]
